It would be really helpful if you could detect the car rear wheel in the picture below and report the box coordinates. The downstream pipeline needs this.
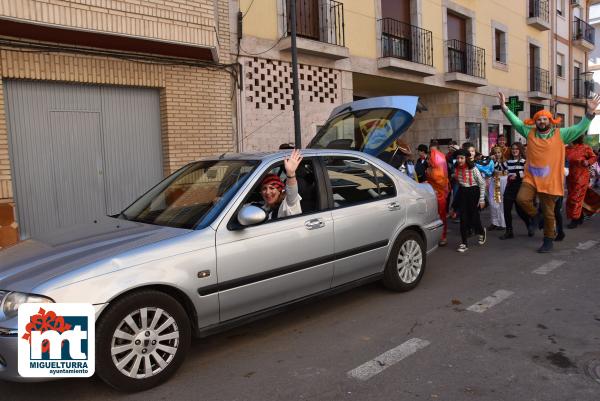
[383,231,426,292]
[96,290,191,392]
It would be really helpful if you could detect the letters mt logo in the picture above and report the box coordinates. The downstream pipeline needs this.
[18,303,95,378]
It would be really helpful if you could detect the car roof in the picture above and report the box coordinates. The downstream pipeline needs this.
[199,149,381,163]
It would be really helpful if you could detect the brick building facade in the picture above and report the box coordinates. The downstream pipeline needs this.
[0,0,237,248]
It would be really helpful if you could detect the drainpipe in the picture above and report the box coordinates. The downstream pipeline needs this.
[290,0,302,148]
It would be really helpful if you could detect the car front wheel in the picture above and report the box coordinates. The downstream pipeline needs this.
[96,290,191,392]
[383,231,426,292]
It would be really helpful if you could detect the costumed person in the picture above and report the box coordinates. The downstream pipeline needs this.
[584,152,600,216]
[254,149,303,220]
[488,145,508,231]
[415,144,429,182]
[497,134,511,160]
[394,140,418,181]
[498,92,600,253]
[426,147,450,246]
[565,134,597,228]
[590,156,600,188]
[475,154,495,178]
[446,142,460,214]
[452,149,487,253]
[451,142,477,216]
[500,142,530,239]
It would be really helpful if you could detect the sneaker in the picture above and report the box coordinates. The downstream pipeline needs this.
[439,239,448,247]
[456,243,468,253]
[478,228,487,245]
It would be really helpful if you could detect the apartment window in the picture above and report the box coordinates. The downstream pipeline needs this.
[530,103,545,118]
[494,29,507,63]
[574,116,582,124]
[556,0,564,16]
[557,113,566,128]
[557,53,564,78]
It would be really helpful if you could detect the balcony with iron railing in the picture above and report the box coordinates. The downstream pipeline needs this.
[528,67,552,99]
[573,72,595,101]
[377,18,436,76]
[444,39,487,86]
[572,17,595,51]
[278,0,349,59]
[527,0,550,31]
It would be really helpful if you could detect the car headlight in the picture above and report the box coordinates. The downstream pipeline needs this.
[0,290,54,320]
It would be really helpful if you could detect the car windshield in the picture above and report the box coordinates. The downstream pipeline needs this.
[308,108,413,155]
[120,160,259,229]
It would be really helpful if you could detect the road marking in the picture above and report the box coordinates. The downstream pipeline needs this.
[576,240,598,250]
[467,290,514,313]
[347,338,430,381]
[532,259,566,275]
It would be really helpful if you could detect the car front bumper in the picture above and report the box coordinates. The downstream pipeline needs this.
[0,328,21,381]
[0,328,50,382]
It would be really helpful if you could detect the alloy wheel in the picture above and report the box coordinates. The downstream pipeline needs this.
[396,239,423,284]
[110,307,180,379]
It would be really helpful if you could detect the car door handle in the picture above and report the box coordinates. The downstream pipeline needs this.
[305,218,325,230]
[387,201,401,211]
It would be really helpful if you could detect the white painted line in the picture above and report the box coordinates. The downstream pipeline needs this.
[532,259,566,275]
[347,338,430,381]
[466,290,514,313]
[576,240,598,250]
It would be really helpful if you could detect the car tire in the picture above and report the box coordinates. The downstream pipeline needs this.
[95,290,191,392]
[383,231,426,292]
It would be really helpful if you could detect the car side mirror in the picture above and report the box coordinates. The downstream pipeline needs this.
[237,205,267,226]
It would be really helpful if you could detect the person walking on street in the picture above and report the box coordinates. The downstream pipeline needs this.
[500,142,530,239]
[427,146,450,246]
[452,149,487,253]
[488,145,507,231]
[498,91,600,253]
[415,144,429,183]
[565,135,597,228]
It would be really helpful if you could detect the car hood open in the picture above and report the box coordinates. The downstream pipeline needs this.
[0,216,191,292]
[307,96,423,157]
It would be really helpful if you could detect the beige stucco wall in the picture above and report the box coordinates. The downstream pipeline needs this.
[241,0,552,94]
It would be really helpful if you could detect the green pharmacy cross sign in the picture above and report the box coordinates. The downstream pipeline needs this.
[506,96,524,114]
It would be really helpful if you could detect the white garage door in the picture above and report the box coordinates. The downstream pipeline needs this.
[4,80,163,239]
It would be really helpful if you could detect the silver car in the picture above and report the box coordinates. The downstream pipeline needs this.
[0,96,442,391]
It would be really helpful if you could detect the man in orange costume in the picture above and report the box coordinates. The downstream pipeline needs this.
[426,147,449,247]
[498,92,600,253]
[566,135,597,228]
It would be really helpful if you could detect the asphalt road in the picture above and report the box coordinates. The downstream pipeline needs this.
[2,212,600,401]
